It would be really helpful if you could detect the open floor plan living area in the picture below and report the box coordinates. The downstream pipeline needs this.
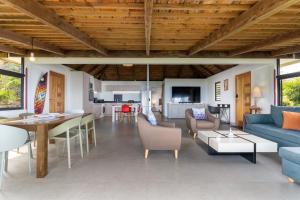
[0,0,300,200]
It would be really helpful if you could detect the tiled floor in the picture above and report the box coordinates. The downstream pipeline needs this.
[1,117,299,200]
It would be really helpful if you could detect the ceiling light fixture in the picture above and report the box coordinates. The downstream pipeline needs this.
[123,64,133,67]
[29,37,35,62]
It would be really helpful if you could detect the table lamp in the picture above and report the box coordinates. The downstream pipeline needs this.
[253,86,262,107]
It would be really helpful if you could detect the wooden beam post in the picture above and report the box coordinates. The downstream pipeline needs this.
[188,0,300,55]
[0,27,64,55]
[144,0,154,56]
[1,0,107,55]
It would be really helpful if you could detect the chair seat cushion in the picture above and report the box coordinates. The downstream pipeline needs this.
[246,124,300,145]
[196,120,215,129]
[279,147,300,165]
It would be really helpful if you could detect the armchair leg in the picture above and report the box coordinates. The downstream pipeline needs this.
[144,149,149,159]
[288,177,295,183]
[193,133,197,139]
[174,150,179,159]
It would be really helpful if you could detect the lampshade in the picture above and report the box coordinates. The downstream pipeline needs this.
[253,86,262,98]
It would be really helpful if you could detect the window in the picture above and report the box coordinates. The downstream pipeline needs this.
[277,59,300,106]
[0,57,24,110]
[215,81,221,101]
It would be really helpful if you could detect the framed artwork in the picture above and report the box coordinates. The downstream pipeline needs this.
[224,79,229,91]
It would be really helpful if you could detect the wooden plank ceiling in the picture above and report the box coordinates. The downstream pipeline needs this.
[0,0,300,80]
[66,64,236,81]
[0,0,299,57]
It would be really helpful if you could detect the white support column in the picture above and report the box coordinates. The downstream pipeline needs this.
[146,64,150,114]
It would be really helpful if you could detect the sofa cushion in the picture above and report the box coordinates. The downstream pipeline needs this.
[282,111,300,131]
[196,120,215,129]
[279,147,300,165]
[271,105,300,128]
[246,123,300,145]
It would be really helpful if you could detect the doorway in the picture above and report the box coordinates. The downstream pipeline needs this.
[49,71,65,113]
[235,72,251,127]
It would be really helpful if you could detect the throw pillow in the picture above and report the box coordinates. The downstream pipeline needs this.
[282,111,300,131]
[147,111,157,125]
[192,108,206,120]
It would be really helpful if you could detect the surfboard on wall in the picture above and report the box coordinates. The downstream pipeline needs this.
[34,72,48,114]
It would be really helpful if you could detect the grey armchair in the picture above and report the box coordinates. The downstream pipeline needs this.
[185,108,220,139]
[137,114,181,159]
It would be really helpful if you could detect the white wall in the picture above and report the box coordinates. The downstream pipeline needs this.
[206,64,275,125]
[0,60,74,117]
[163,79,208,116]
[26,62,72,114]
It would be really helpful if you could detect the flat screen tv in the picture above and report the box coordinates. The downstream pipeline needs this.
[172,87,201,103]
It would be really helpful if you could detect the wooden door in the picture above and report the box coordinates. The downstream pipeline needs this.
[49,71,65,113]
[235,72,251,127]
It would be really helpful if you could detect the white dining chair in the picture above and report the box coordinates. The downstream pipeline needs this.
[0,125,32,190]
[48,117,83,168]
[80,114,97,153]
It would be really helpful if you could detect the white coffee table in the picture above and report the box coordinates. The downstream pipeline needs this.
[197,130,277,163]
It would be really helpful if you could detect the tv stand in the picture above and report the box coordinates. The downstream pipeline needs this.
[167,103,205,118]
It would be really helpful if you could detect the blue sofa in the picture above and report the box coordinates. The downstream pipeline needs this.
[244,105,300,147]
[279,147,300,183]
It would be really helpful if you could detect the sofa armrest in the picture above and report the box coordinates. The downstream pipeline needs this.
[157,121,176,128]
[244,114,273,124]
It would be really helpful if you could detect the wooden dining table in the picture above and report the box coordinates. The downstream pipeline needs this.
[1,113,87,178]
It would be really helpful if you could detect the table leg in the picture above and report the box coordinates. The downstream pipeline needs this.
[36,125,48,178]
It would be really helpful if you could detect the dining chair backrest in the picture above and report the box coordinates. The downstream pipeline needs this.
[0,125,28,153]
[19,113,34,118]
[48,117,82,138]
[121,104,131,113]
[80,114,95,126]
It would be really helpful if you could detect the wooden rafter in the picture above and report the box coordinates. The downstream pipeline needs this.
[177,66,183,78]
[0,44,26,55]
[90,66,104,76]
[272,45,300,57]
[230,29,300,56]
[96,66,108,79]
[0,0,107,55]
[188,0,300,55]
[0,27,64,55]
[190,66,205,78]
[144,0,153,56]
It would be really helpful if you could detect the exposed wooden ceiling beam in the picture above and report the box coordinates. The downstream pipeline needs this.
[188,0,300,55]
[1,0,107,55]
[213,65,223,72]
[272,45,300,57]
[198,65,213,76]
[144,0,153,56]
[0,27,64,55]
[230,29,300,56]
[40,2,251,11]
[87,65,97,73]
[0,44,26,55]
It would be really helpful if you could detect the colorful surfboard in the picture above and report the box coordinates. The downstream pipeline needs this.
[34,72,48,114]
